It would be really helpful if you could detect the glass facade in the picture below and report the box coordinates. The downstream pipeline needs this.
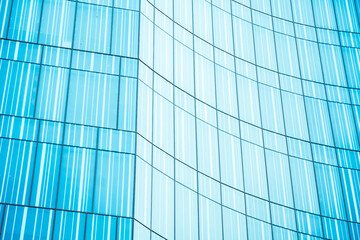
[0,0,359,239]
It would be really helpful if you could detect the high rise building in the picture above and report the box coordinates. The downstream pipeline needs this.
[0,0,359,239]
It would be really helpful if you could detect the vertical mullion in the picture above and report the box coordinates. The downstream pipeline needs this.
[5,0,14,39]
[149,1,155,239]
[83,213,88,240]
[190,0,201,239]
[0,205,7,237]
[115,217,119,240]
[172,0,176,239]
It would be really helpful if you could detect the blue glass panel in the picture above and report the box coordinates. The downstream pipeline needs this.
[115,0,140,10]
[296,211,323,237]
[66,70,118,128]
[329,102,359,150]
[341,168,360,222]
[247,217,272,240]
[349,222,360,240]
[198,197,223,240]
[35,66,68,121]
[39,0,76,48]
[0,139,35,205]
[57,147,95,212]
[175,184,198,240]
[0,0,12,38]
[272,227,297,240]
[315,163,347,219]
[305,97,334,146]
[121,58,138,78]
[151,169,174,239]
[7,0,42,42]
[271,203,296,231]
[112,9,139,57]
[323,217,349,239]
[118,77,137,131]
[1,206,53,239]
[73,3,111,53]
[222,208,247,240]
[0,60,40,117]
[117,218,133,240]
[30,143,61,208]
[342,47,360,88]
[290,157,320,213]
[53,211,86,240]
[93,152,134,216]
[85,214,117,239]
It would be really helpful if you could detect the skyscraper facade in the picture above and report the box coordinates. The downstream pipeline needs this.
[0,0,359,239]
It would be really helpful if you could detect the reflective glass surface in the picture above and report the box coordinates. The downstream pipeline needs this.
[0,0,360,239]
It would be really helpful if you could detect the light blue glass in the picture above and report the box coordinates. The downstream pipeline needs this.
[66,70,118,128]
[93,152,134,216]
[73,3,111,53]
[57,147,95,212]
[39,0,75,48]
[112,9,139,57]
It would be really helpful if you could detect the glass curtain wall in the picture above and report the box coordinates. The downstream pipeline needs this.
[0,0,360,239]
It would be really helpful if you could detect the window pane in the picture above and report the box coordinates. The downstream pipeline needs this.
[35,66,68,121]
[57,147,95,212]
[1,206,53,239]
[73,3,111,53]
[112,9,139,57]
[0,60,39,117]
[53,211,86,240]
[39,0,75,48]
[0,139,35,205]
[66,70,118,128]
[30,143,61,208]
[93,152,134,217]
[7,0,42,42]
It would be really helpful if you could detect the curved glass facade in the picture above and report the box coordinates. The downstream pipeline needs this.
[0,0,360,239]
